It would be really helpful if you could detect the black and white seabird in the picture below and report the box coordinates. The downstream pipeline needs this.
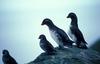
[2,49,18,64]
[41,18,73,48]
[39,34,56,54]
[67,12,88,49]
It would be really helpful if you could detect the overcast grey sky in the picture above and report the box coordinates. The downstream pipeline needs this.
[0,0,100,64]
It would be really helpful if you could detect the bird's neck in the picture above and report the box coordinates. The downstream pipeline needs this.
[71,18,78,27]
[47,23,56,29]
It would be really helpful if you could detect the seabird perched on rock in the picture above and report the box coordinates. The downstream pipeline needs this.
[39,34,56,54]
[67,12,88,49]
[2,49,18,64]
[41,18,73,48]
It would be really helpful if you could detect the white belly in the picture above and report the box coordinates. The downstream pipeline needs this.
[68,27,77,42]
[49,30,63,47]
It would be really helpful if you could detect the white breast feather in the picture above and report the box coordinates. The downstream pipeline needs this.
[68,25,77,42]
[49,30,63,47]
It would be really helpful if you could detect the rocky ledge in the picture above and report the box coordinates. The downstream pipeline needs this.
[28,46,100,64]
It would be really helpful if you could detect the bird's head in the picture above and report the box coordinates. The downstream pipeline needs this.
[38,34,46,39]
[2,49,9,55]
[67,12,77,19]
[41,18,53,26]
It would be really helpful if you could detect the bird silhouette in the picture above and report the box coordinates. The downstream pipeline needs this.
[39,34,56,54]
[41,18,74,49]
[67,12,88,49]
[2,49,18,64]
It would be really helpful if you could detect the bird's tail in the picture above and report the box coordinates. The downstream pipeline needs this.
[51,47,57,52]
[47,49,57,55]
[64,40,74,47]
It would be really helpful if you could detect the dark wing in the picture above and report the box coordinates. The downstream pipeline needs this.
[70,26,87,44]
[56,27,73,45]
[2,55,17,64]
[9,56,18,64]
[45,41,55,52]
[40,39,55,52]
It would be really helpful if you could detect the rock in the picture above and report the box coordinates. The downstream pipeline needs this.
[90,38,100,53]
[27,46,100,64]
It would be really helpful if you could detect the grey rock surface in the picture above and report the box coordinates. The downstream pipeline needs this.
[28,47,100,64]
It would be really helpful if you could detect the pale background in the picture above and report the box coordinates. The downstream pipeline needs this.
[0,0,100,64]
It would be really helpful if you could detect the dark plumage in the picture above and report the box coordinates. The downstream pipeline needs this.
[39,34,56,54]
[2,49,18,64]
[67,12,88,49]
[41,18,73,48]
